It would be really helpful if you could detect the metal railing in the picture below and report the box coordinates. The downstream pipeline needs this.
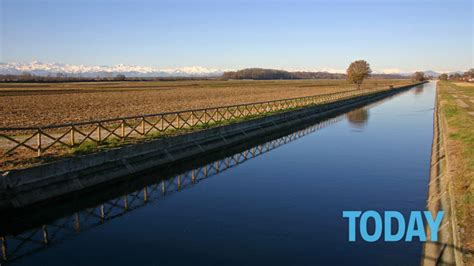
[0,115,343,263]
[0,85,398,159]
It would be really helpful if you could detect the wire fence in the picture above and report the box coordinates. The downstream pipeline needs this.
[0,86,398,159]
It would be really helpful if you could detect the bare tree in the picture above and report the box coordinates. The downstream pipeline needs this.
[449,73,462,80]
[463,68,474,79]
[346,60,371,89]
[412,71,426,81]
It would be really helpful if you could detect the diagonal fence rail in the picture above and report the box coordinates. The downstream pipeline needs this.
[0,85,403,160]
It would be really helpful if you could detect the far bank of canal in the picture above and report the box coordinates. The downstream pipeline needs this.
[1,82,437,265]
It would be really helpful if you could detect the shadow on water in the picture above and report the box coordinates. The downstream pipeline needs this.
[0,84,452,265]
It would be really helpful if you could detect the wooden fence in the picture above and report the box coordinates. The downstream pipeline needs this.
[0,86,393,159]
[0,114,343,263]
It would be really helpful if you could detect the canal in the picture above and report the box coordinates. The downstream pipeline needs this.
[0,82,436,265]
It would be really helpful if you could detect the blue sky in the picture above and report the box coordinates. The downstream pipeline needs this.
[1,0,472,72]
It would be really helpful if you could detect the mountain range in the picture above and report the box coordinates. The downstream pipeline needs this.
[0,61,224,78]
[0,61,464,78]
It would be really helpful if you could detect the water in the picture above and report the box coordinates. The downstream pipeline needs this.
[0,82,436,265]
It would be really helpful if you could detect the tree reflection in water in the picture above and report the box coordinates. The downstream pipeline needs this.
[413,85,424,95]
[346,107,369,128]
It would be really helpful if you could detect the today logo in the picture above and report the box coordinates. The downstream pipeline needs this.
[342,210,444,242]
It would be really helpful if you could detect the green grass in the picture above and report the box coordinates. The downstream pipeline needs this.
[440,81,474,169]
[71,136,123,154]
[438,81,474,245]
[69,105,302,155]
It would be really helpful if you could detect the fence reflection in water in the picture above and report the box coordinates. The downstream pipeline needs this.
[0,115,343,264]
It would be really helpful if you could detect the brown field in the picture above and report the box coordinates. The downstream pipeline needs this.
[0,79,412,128]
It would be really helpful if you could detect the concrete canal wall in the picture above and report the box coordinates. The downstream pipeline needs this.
[0,82,424,211]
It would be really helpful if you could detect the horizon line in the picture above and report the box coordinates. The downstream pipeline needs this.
[0,61,467,76]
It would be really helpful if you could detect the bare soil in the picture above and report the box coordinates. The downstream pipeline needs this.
[0,79,412,128]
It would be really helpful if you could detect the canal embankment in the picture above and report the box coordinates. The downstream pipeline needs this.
[423,81,474,266]
[0,82,424,211]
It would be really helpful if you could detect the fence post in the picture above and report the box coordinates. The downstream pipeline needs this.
[42,225,49,244]
[75,213,81,232]
[121,120,125,139]
[143,187,148,202]
[123,195,129,210]
[97,124,101,142]
[1,236,7,261]
[37,129,42,157]
[100,204,105,222]
[70,127,75,146]
[162,181,166,195]
[161,115,164,131]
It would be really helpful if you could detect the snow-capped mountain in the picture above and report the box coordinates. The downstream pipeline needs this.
[372,69,465,78]
[0,62,465,78]
[0,61,224,77]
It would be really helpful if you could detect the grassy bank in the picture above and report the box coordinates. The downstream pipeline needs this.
[438,81,474,262]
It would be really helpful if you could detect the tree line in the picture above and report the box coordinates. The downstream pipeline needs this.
[222,68,345,79]
[438,69,474,81]
[222,68,406,81]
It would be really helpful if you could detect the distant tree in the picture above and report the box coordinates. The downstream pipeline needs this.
[222,68,347,80]
[412,71,426,81]
[439,73,448,80]
[449,73,462,80]
[115,74,126,81]
[464,68,474,79]
[346,60,371,89]
[221,67,407,81]
[56,72,68,80]
[21,71,33,78]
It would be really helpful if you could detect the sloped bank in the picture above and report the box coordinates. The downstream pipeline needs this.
[423,82,473,266]
[422,87,459,265]
[0,82,424,211]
